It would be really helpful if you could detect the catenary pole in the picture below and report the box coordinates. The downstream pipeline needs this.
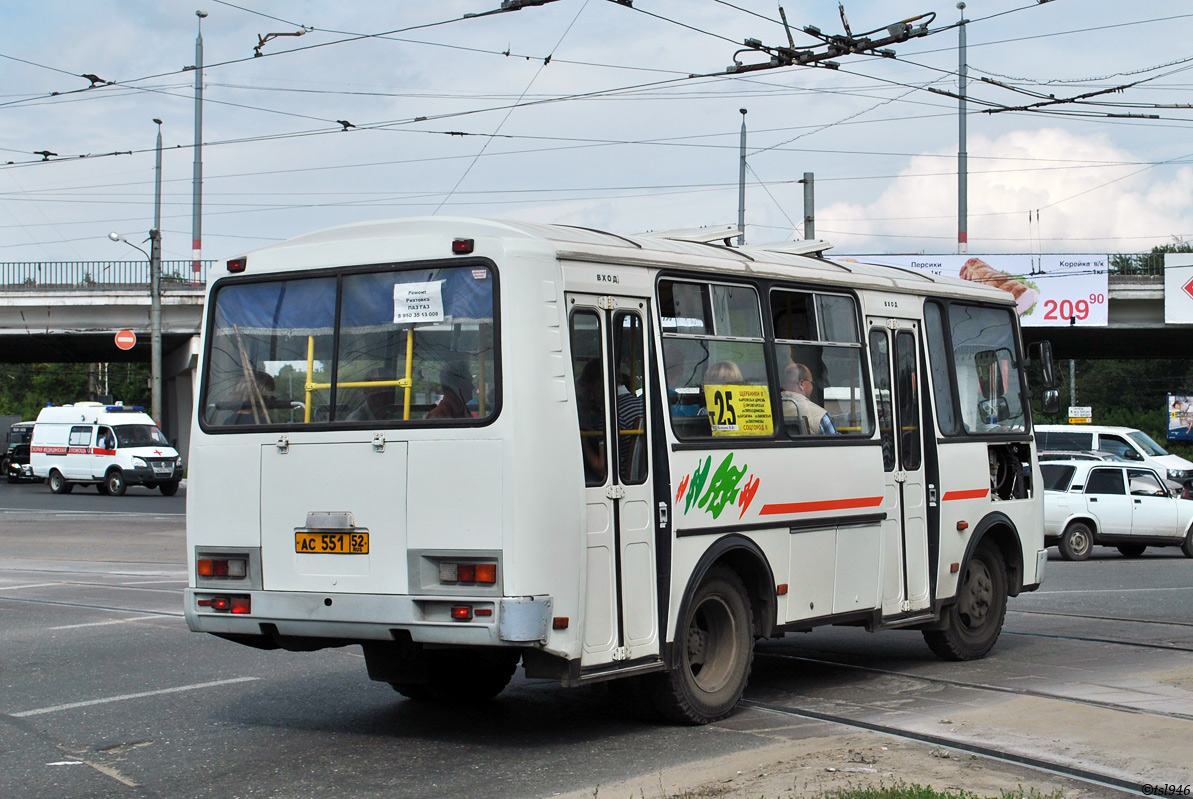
[957,2,968,254]
[192,10,207,282]
[737,108,747,246]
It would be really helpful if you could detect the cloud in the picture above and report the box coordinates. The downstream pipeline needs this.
[816,127,1193,254]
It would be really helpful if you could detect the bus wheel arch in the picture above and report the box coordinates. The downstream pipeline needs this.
[963,513,1024,597]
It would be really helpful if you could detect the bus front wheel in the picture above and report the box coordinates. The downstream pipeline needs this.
[923,540,1007,661]
[653,566,754,725]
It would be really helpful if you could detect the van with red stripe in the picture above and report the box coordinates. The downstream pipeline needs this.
[30,403,183,496]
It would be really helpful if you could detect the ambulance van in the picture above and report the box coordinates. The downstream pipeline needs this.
[30,403,183,496]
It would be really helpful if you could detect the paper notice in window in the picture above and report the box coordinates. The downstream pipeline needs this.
[393,281,445,324]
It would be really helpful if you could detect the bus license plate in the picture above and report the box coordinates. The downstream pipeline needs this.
[295,532,369,555]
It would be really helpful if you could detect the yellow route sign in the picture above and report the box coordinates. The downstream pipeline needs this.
[703,384,773,437]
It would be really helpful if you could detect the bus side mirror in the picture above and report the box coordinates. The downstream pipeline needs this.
[1041,388,1060,415]
[1026,341,1057,388]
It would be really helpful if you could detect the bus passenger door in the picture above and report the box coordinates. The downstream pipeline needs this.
[869,321,932,616]
[568,295,659,669]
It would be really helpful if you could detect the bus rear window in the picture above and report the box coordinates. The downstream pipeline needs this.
[201,263,497,428]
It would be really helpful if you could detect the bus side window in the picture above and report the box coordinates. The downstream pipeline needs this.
[570,310,608,486]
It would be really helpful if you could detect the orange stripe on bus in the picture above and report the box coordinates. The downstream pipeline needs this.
[759,495,884,515]
[941,488,989,501]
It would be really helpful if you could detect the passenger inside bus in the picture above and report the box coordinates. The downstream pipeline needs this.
[347,369,398,421]
[223,370,276,425]
[575,359,607,484]
[781,362,837,435]
[427,360,474,419]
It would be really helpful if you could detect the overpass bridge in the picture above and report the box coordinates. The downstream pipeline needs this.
[0,260,1181,455]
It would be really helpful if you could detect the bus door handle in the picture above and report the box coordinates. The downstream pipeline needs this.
[276,434,290,454]
[928,484,937,507]
[658,502,669,529]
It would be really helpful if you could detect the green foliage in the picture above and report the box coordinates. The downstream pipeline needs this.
[1109,239,1192,275]
[1033,357,1193,460]
[0,363,150,420]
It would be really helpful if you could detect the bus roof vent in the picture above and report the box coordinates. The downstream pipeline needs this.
[743,239,834,256]
[638,225,740,244]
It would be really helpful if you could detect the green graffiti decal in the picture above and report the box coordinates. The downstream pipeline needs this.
[684,456,711,514]
[697,453,748,520]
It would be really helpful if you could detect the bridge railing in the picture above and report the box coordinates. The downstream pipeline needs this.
[0,260,213,288]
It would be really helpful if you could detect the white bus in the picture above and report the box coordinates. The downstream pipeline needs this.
[184,217,1058,724]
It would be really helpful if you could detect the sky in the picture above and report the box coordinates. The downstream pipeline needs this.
[3,0,1193,265]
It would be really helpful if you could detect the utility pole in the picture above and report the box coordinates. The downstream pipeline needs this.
[192,10,207,283]
[957,2,968,254]
[801,172,815,239]
[151,118,164,424]
[737,108,747,246]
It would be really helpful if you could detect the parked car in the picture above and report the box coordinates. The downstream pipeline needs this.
[1042,459,1193,560]
[1035,424,1193,492]
[5,442,38,483]
[1038,450,1188,497]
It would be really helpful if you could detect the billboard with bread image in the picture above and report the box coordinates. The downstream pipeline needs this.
[833,253,1107,327]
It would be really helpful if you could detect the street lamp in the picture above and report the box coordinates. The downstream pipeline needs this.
[107,116,164,424]
[108,230,162,424]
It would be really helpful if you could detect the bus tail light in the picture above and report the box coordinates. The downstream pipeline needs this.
[197,557,247,578]
[450,605,473,621]
[438,561,497,585]
[197,595,251,614]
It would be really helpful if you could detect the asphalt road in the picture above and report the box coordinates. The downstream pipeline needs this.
[2,478,1191,798]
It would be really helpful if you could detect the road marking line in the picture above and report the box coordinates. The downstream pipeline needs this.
[11,677,260,717]
[0,582,61,591]
[1033,586,1193,594]
[48,616,166,630]
[0,507,185,517]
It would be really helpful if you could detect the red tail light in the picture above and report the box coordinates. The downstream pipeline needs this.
[450,605,473,621]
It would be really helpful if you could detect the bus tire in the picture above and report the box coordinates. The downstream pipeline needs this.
[48,470,73,494]
[393,650,519,703]
[96,481,110,495]
[923,540,1007,662]
[105,469,127,497]
[1117,544,1146,558]
[160,481,180,496]
[1182,529,1193,559]
[653,566,754,725]
[1058,522,1092,561]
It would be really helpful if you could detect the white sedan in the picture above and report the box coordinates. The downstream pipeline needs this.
[1041,459,1193,560]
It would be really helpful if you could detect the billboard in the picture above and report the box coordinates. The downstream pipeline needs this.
[1168,394,1193,441]
[835,254,1109,327]
[1163,252,1193,324]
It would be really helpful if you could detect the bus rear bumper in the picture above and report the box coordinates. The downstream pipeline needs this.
[184,588,551,648]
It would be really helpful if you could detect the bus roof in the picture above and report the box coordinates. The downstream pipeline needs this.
[231,216,1013,306]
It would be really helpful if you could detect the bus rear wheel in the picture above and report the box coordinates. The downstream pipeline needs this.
[48,470,73,494]
[392,650,519,703]
[652,566,754,725]
[923,540,1007,661]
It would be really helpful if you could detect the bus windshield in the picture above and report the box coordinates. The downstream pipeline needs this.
[201,263,497,428]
